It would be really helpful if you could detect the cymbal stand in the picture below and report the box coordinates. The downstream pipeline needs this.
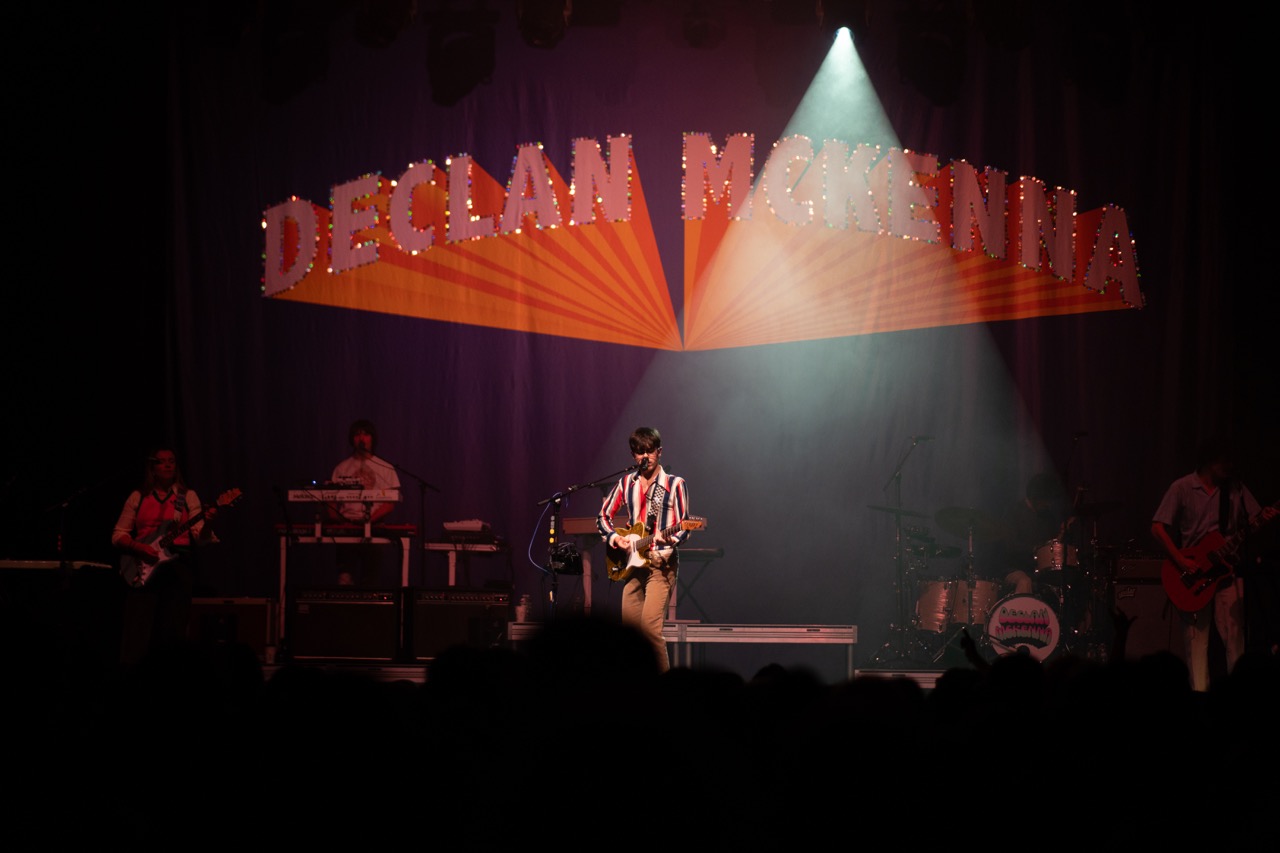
[1060,432,1105,660]
[869,437,929,667]
[1074,511,1108,660]
[934,522,977,663]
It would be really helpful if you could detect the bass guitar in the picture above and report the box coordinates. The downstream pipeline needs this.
[1161,500,1279,612]
[605,516,707,582]
[120,488,243,588]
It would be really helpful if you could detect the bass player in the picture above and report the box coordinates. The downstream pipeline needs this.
[1151,437,1277,692]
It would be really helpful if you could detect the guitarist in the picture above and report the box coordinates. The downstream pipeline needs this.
[1150,437,1276,692]
[597,427,693,673]
[111,447,218,666]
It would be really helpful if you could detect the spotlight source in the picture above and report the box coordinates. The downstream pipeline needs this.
[818,0,871,39]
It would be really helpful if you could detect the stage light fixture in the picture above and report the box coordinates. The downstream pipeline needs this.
[352,0,417,49]
[426,5,498,106]
[260,0,330,105]
[972,0,1035,52]
[518,0,571,49]
[683,0,727,49]
[566,0,620,27]
[769,0,820,26]
[1066,2,1133,105]
[895,0,969,107]
[817,0,871,38]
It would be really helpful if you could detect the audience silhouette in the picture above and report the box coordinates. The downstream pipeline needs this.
[9,611,1275,847]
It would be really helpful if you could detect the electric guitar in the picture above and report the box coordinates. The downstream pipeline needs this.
[605,517,707,582]
[119,488,243,588]
[1161,500,1279,612]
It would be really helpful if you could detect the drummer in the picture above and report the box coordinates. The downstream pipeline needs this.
[998,472,1076,595]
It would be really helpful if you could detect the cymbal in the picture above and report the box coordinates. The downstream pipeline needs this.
[1074,500,1122,517]
[934,506,1011,541]
[906,543,962,560]
[867,504,927,519]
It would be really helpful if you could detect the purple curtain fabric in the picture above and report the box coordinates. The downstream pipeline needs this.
[9,4,1275,671]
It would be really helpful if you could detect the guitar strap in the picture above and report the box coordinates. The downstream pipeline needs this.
[168,489,189,552]
[1218,482,1231,536]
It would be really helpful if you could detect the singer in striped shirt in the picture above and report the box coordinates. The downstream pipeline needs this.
[597,426,692,673]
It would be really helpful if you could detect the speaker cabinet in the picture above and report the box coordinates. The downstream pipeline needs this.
[1113,581,1184,662]
[409,589,510,661]
[289,588,400,661]
[1113,558,1164,582]
[188,597,275,657]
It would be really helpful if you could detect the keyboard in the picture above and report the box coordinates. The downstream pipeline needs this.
[286,488,401,502]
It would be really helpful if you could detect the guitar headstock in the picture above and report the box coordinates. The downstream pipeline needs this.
[218,488,244,507]
[682,516,707,531]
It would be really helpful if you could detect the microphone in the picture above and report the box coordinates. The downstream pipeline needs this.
[146,456,160,462]
[912,435,934,442]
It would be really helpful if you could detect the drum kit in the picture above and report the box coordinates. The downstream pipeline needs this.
[869,500,1120,667]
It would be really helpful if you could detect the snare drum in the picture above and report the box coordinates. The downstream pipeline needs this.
[985,593,1061,661]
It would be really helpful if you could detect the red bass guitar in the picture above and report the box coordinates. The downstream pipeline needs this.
[1161,501,1279,612]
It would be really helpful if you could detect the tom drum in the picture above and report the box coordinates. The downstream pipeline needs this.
[914,579,954,634]
[1034,539,1078,573]
[951,579,1002,625]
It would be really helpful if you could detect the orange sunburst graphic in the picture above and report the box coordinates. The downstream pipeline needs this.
[682,202,1132,352]
[267,150,681,351]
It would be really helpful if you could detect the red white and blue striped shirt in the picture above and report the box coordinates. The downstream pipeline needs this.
[597,467,692,559]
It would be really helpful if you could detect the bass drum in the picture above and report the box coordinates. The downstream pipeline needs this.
[985,593,1061,661]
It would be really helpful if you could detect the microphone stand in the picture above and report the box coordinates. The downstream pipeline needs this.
[43,483,93,588]
[537,463,639,619]
[379,456,439,588]
[871,436,930,667]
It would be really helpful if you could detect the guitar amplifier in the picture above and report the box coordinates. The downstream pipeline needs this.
[1113,558,1164,581]
[1112,582,1184,662]
[188,597,276,658]
[288,588,401,661]
[408,588,510,661]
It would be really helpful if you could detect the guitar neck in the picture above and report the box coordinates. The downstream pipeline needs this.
[642,521,685,548]
[159,509,206,547]
[1221,500,1280,555]
[1243,501,1279,539]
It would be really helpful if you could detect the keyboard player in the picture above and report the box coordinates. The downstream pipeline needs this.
[329,419,401,586]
